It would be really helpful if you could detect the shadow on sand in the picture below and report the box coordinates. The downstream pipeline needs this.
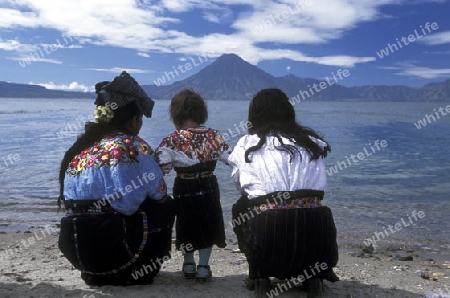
[0,271,424,298]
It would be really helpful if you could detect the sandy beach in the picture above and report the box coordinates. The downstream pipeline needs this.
[1,226,449,298]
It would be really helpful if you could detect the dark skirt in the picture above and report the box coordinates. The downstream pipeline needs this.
[232,192,339,280]
[173,175,226,251]
[59,198,175,286]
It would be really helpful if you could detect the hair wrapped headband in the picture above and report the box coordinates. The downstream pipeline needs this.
[93,71,154,123]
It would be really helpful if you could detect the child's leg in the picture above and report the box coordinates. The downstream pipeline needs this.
[197,247,212,278]
[198,247,212,266]
[184,251,195,264]
[183,251,196,277]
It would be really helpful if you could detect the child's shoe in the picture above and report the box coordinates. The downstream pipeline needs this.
[182,262,196,279]
[195,265,212,282]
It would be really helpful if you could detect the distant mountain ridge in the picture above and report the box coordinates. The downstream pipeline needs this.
[0,81,93,98]
[1,53,449,101]
[142,54,450,102]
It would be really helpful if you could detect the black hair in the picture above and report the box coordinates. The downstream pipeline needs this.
[57,101,141,208]
[244,88,330,163]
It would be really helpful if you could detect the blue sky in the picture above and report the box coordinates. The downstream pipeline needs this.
[0,0,449,92]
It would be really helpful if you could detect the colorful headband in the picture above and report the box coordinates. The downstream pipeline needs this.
[94,71,154,118]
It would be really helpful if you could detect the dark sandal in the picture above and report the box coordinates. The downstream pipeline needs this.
[244,277,256,290]
[305,278,324,298]
[182,262,196,279]
[255,278,271,298]
[195,265,212,282]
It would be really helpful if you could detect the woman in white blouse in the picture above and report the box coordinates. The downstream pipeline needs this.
[228,88,339,298]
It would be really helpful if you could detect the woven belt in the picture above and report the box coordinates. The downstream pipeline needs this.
[256,197,322,211]
[177,171,214,179]
[70,205,115,213]
[64,199,115,214]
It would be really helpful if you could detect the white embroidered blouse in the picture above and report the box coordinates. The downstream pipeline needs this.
[227,134,328,199]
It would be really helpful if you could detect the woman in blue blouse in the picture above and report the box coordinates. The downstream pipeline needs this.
[58,72,175,286]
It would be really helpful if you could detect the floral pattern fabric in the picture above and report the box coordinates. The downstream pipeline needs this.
[67,134,153,177]
[64,133,166,216]
[256,197,322,212]
[157,127,229,169]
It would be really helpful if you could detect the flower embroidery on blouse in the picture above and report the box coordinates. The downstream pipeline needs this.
[158,128,229,163]
[67,134,154,176]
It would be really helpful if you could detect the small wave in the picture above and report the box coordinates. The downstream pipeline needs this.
[0,110,57,115]
[0,110,29,115]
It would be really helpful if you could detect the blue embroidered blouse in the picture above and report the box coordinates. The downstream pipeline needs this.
[63,133,167,215]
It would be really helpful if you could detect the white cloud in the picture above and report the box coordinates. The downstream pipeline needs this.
[0,38,38,52]
[0,7,40,28]
[138,52,150,57]
[0,36,81,66]
[8,56,62,64]
[87,67,152,74]
[66,44,83,49]
[421,31,450,45]
[0,1,179,50]
[398,66,450,79]
[40,41,81,50]
[423,50,450,55]
[159,0,194,12]
[32,81,94,92]
[232,0,391,42]
[203,12,221,23]
[379,63,450,79]
[0,0,406,68]
[156,33,375,67]
[308,55,376,67]
[158,0,251,12]
[202,7,233,24]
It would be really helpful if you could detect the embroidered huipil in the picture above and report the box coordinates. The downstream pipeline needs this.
[64,133,167,215]
[156,127,229,172]
[228,134,328,199]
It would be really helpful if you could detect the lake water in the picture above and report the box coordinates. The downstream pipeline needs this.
[0,97,449,258]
